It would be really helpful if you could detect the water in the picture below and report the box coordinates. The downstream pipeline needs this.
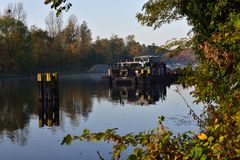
[0,74,202,160]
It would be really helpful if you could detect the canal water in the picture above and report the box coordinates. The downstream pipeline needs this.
[0,74,202,160]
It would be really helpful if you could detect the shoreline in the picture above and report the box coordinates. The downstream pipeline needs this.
[0,72,107,80]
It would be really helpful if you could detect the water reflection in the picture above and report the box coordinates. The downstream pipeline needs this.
[0,75,186,147]
[109,84,167,105]
[60,79,95,126]
[38,99,59,127]
[107,80,177,105]
[0,79,35,146]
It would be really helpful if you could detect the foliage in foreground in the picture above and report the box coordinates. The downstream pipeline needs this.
[62,114,240,159]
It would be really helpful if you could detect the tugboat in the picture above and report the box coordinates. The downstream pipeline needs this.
[107,55,168,86]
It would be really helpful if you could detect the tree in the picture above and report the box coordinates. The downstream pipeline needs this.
[137,0,240,159]
[30,25,51,70]
[4,2,27,24]
[0,14,31,73]
[78,21,93,67]
[125,35,141,56]
[109,35,125,63]
[45,11,63,38]
[137,0,240,103]
[63,15,79,44]
[93,37,110,64]
[79,21,92,56]
[61,15,81,69]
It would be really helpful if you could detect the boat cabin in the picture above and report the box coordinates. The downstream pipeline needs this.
[134,55,161,63]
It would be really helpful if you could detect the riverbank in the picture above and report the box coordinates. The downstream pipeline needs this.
[0,64,109,79]
[0,72,107,81]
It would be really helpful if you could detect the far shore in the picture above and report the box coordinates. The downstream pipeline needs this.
[0,71,107,80]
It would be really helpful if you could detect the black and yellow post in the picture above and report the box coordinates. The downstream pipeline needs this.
[37,73,44,101]
[37,72,59,128]
[38,73,44,128]
[52,72,59,101]
[45,73,52,102]
[52,72,59,126]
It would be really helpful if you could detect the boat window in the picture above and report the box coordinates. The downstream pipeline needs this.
[149,57,159,62]
[134,57,142,62]
[142,57,149,62]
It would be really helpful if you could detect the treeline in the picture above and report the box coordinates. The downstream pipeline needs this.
[0,3,165,74]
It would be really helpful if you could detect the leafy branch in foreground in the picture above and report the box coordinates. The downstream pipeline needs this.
[62,116,213,160]
[44,0,72,16]
[62,112,240,159]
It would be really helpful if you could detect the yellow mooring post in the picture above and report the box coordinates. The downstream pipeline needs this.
[44,73,52,101]
[37,73,44,128]
[52,72,59,100]
[37,73,44,100]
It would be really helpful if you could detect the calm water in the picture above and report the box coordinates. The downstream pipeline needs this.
[0,74,202,160]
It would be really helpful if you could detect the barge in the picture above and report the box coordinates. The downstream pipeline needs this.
[107,55,178,86]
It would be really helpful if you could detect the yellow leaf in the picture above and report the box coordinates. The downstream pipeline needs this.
[219,136,224,143]
[214,118,218,124]
[224,33,229,37]
[198,133,207,140]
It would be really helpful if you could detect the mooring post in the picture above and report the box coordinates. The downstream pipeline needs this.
[46,98,53,127]
[37,73,44,101]
[38,97,44,128]
[38,72,60,127]
[37,73,44,128]
[52,72,60,126]
[44,73,52,102]
[53,96,60,126]
[52,72,59,101]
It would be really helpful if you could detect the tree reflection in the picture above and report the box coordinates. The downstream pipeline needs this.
[60,79,95,126]
[0,79,35,146]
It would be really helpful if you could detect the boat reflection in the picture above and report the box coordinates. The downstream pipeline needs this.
[108,82,171,106]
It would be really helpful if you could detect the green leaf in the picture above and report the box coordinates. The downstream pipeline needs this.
[134,148,144,156]
[61,134,72,145]
[164,134,170,142]
[120,144,127,151]
[128,154,138,160]
[200,154,207,160]
[208,136,214,142]
[203,142,209,146]
[83,129,90,135]
[195,147,203,158]
[158,116,165,124]
[234,19,240,29]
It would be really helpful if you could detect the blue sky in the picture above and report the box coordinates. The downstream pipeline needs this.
[0,0,191,45]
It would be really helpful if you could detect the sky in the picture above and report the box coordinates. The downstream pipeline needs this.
[0,0,192,46]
